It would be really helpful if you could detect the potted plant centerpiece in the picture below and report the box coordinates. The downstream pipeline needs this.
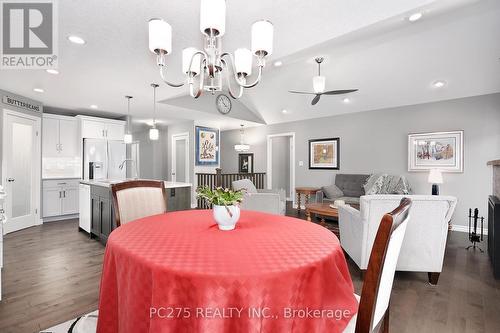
[196,186,245,230]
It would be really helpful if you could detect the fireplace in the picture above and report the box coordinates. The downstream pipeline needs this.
[488,196,500,279]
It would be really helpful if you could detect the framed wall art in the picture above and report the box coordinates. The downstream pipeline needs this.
[195,126,219,166]
[408,130,463,172]
[238,153,254,173]
[308,138,340,170]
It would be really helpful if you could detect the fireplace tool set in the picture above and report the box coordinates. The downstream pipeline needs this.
[466,208,484,252]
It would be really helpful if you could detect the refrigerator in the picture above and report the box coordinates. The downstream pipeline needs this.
[83,139,126,180]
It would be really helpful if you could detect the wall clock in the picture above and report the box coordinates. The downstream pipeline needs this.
[216,94,232,115]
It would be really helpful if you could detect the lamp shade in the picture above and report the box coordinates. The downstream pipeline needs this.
[200,0,226,36]
[182,47,202,74]
[251,20,273,55]
[149,127,159,141]
[313,76,326,93]
[428,169,443,184]
[124,133,133,144]
[234,48,253,75]
[149,19,172,54]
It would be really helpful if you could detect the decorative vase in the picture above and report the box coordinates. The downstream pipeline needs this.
[213,205,240,230]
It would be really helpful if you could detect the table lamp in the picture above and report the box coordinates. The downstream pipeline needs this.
[428,169,443,195]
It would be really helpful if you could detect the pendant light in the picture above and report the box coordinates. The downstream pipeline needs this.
[124,96,133,144]
[234,124,250,152]
[149,83,159,141]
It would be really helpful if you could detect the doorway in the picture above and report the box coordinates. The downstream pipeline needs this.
[171,132,190,183]
[267,132,295,205]
[2,109,41,234]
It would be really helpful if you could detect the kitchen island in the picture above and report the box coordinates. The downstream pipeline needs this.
[79,179,192,244]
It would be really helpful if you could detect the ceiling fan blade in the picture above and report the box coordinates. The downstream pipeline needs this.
[288,90,317,95]
[311,94,321,105]
[322,89,358,95]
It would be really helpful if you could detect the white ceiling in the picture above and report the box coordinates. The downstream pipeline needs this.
[0,0,498,130]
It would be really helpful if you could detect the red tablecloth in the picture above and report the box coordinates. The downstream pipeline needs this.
[97,210,357,333]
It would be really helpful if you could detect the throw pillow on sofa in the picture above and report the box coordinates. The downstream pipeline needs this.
[321,184,344,199]
[363,174,385,195]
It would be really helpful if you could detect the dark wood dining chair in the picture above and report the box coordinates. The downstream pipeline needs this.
[343,197,412,333]
[111,180,167,227]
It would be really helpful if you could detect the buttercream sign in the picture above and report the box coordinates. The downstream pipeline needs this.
[2,95,41,112]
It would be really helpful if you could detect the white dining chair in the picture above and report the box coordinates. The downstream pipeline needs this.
[111,180,167,226]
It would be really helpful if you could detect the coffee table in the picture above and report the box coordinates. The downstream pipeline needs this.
[305,202,338,223]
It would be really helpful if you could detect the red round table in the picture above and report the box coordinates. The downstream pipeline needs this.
[97,210,357,333]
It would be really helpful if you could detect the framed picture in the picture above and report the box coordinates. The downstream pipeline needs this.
[238,153,254,173]
[408,130,463,172]
[309,138,340,170]
[195,126,219,166]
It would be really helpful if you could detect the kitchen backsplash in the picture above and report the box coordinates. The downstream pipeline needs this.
[42,157,81,178]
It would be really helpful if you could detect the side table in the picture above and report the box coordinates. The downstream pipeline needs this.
[295,187,320,213]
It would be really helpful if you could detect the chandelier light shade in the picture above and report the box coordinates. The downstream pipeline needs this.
[148,19,172,54]
[251,20,274,56]
[148,0,274,98]
[149,127,159,141]
[235,48,253,76]
[313,76,326,93]
[182,47,202,74]
[199,0,226,36]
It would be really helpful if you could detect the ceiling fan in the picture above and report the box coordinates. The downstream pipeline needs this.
[288,57,358,105]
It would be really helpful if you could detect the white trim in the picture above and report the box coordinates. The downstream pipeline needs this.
[2,108,42,234]
[451,224,488,235]
[171,132,190,183]
[43,214,79,223]
[267,132,296,207]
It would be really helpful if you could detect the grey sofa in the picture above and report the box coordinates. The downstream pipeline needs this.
[232,179,286,215]
[316,174,370,205]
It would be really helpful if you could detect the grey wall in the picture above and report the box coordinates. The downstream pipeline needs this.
[271,136,291,197]
[220,93,500,227]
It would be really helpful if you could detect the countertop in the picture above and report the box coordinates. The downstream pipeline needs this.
[79,179,192,189]
[487,159,500,166]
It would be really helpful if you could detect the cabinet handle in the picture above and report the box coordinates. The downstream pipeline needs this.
[60,144,63,151]
[102,129,105,137]
[57,182,67,185]
[63,190,66,198]
[59,191,62,198]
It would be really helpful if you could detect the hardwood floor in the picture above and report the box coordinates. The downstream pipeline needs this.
[1,212,500,332]
[0,220,104,333]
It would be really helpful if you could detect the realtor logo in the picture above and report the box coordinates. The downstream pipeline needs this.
[1,0,58,69]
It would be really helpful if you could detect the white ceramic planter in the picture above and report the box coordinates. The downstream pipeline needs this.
[213,205,240,231]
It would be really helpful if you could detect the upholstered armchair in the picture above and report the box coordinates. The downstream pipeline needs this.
[338,194,457,285]
[232,179,286,215]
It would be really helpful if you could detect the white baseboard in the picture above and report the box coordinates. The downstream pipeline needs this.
[451,224,488,235]
[43,214,79,223]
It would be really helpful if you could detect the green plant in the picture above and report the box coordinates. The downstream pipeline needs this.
[196,186,245,206]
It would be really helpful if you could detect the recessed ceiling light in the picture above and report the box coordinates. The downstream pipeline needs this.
[67,35,86,45]
[408,12,423,22]
[33,88,44,93]
[281,109,288,114]
[90,105,98,109]
[342,97,350,103]
[46,69,59,75]
[274,61,283,67]
[432,80,446,88]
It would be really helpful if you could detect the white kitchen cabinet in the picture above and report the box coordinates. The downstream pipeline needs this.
[78,116,125,140]
[105,122,125,140]
[61,187,79,215]
[79,184,91,233]
[42,114,79,158]
[42,179,79,219]
[58,118,79,158]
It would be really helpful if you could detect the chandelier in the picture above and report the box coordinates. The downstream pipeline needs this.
[148,0,274,99]
[234,125,250,152]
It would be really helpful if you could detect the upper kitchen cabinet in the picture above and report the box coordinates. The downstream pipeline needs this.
[77,115,125,141]
[42,114,79,158]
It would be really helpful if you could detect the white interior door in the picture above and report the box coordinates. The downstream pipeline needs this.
[2,110,41,234]
[171,133,189,183]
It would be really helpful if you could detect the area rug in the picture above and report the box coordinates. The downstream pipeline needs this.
[40,310,98,333]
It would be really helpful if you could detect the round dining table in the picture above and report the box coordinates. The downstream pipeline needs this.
[97,210,358,333]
